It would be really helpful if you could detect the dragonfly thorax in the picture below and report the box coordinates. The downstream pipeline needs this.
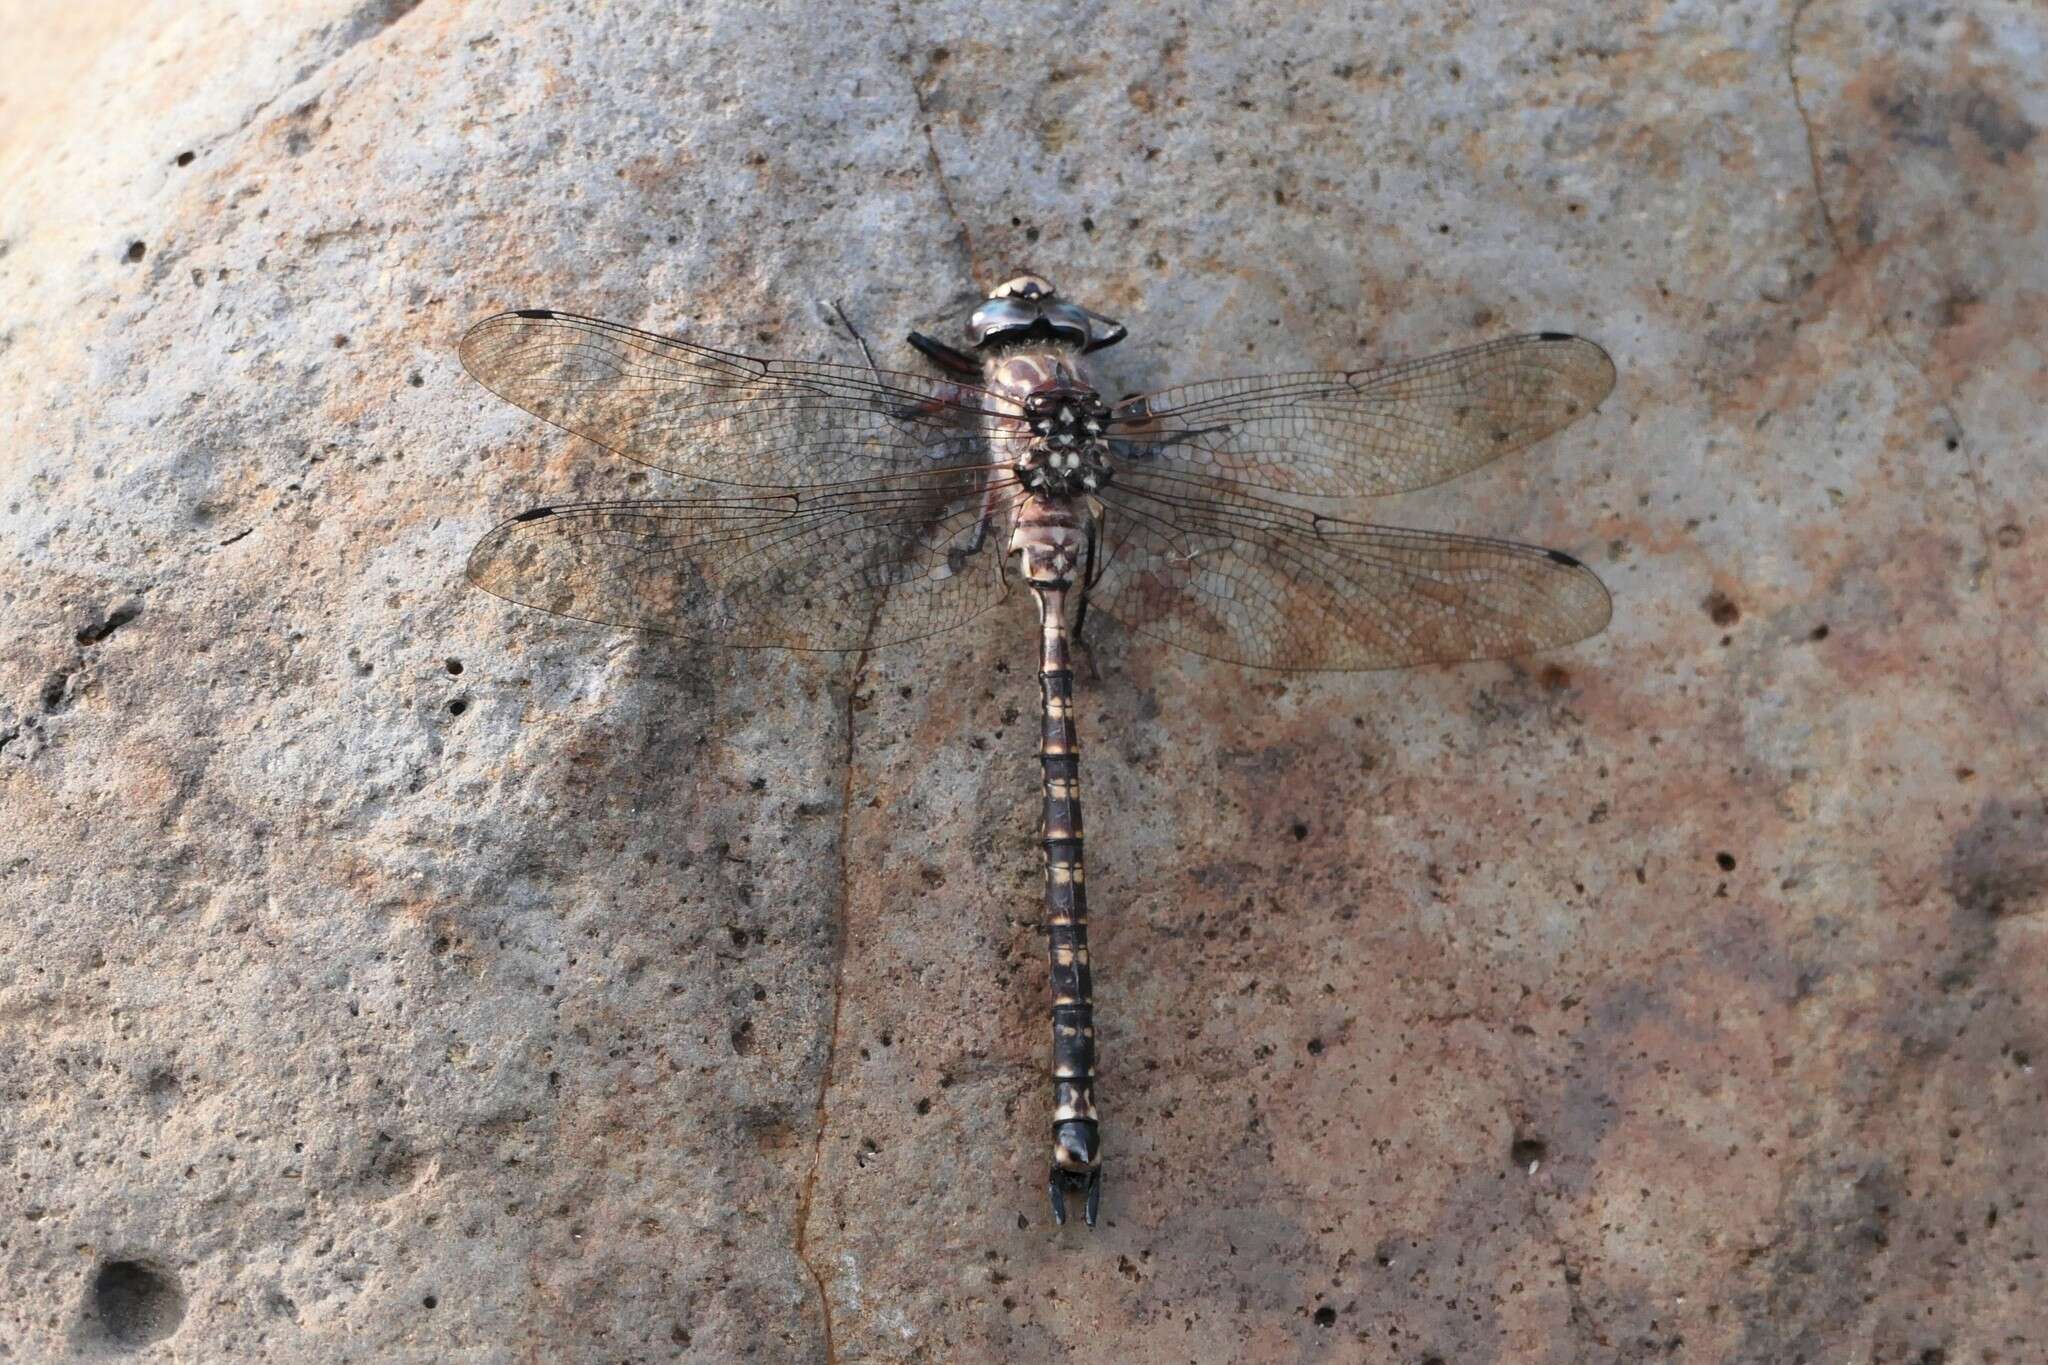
[1017,388,1113,497]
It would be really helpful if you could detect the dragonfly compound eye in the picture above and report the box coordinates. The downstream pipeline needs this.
[991,273,1056,300]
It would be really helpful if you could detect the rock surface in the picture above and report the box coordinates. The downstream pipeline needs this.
[3,1,2044,1360]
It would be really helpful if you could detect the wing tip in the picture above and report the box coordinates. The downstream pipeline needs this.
[466,507,558,588]
[1560,550,1615,641]
[461,307,562,349]
[1532,332,1618,405]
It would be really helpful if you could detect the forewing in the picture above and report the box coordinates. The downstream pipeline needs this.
[460,309,1003,486]
[1108,333,1614,498]
[468,470,1020,651]
[1093,471,1610,671]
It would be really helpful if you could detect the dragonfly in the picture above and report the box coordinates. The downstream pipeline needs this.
[459,274,1615,1228]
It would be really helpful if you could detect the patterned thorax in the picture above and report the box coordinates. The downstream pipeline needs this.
[1018,388,1113,497]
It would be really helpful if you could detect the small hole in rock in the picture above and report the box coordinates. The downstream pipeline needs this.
[87,1260,185,1346]
[1716,851,1736,871]
[445,658,463,675]
[1313,1305,1336,1327]
[447,699,468,716]
[125,241,146,263]
[422,1294,437,1310]
[1291,822,1309,841]
[1511,1135,1548,1168]
[1705,591,1740,627]
[1809,624,1830,641]
[174,151,195,166]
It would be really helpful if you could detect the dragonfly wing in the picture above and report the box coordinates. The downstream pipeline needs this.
[460,309,1002,486]
[1107,333,1614,499]
[468,470,1021,651]
[1092,470,1610,671]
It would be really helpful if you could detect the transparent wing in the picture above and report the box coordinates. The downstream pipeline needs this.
[1107,333,1614,499]
[460,309,1006,487]
[1093,470,1610,671]
[468,470,1022,650]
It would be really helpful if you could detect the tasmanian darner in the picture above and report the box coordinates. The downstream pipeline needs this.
[459,275,1615,1227]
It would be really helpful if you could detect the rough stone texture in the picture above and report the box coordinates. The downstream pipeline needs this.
[2,0,2043,1360]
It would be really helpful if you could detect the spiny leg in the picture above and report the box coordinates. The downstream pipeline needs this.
[907,329,982,378]
[831,300,881,375]
[1071,501,1104,682]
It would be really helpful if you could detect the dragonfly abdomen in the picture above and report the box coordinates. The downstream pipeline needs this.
[1036,587,1102,1225]
[1009,494,1091,589]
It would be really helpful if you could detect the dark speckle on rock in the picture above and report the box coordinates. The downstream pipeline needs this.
[1960,89,2038,163]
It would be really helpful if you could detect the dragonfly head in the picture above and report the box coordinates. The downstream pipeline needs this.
[970,275,1128,354]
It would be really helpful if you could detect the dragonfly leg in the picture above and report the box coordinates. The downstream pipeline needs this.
[830,300,881,375]
[959,471,1008,560]
[907,329,982,378]
[1072,507,1103,681]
